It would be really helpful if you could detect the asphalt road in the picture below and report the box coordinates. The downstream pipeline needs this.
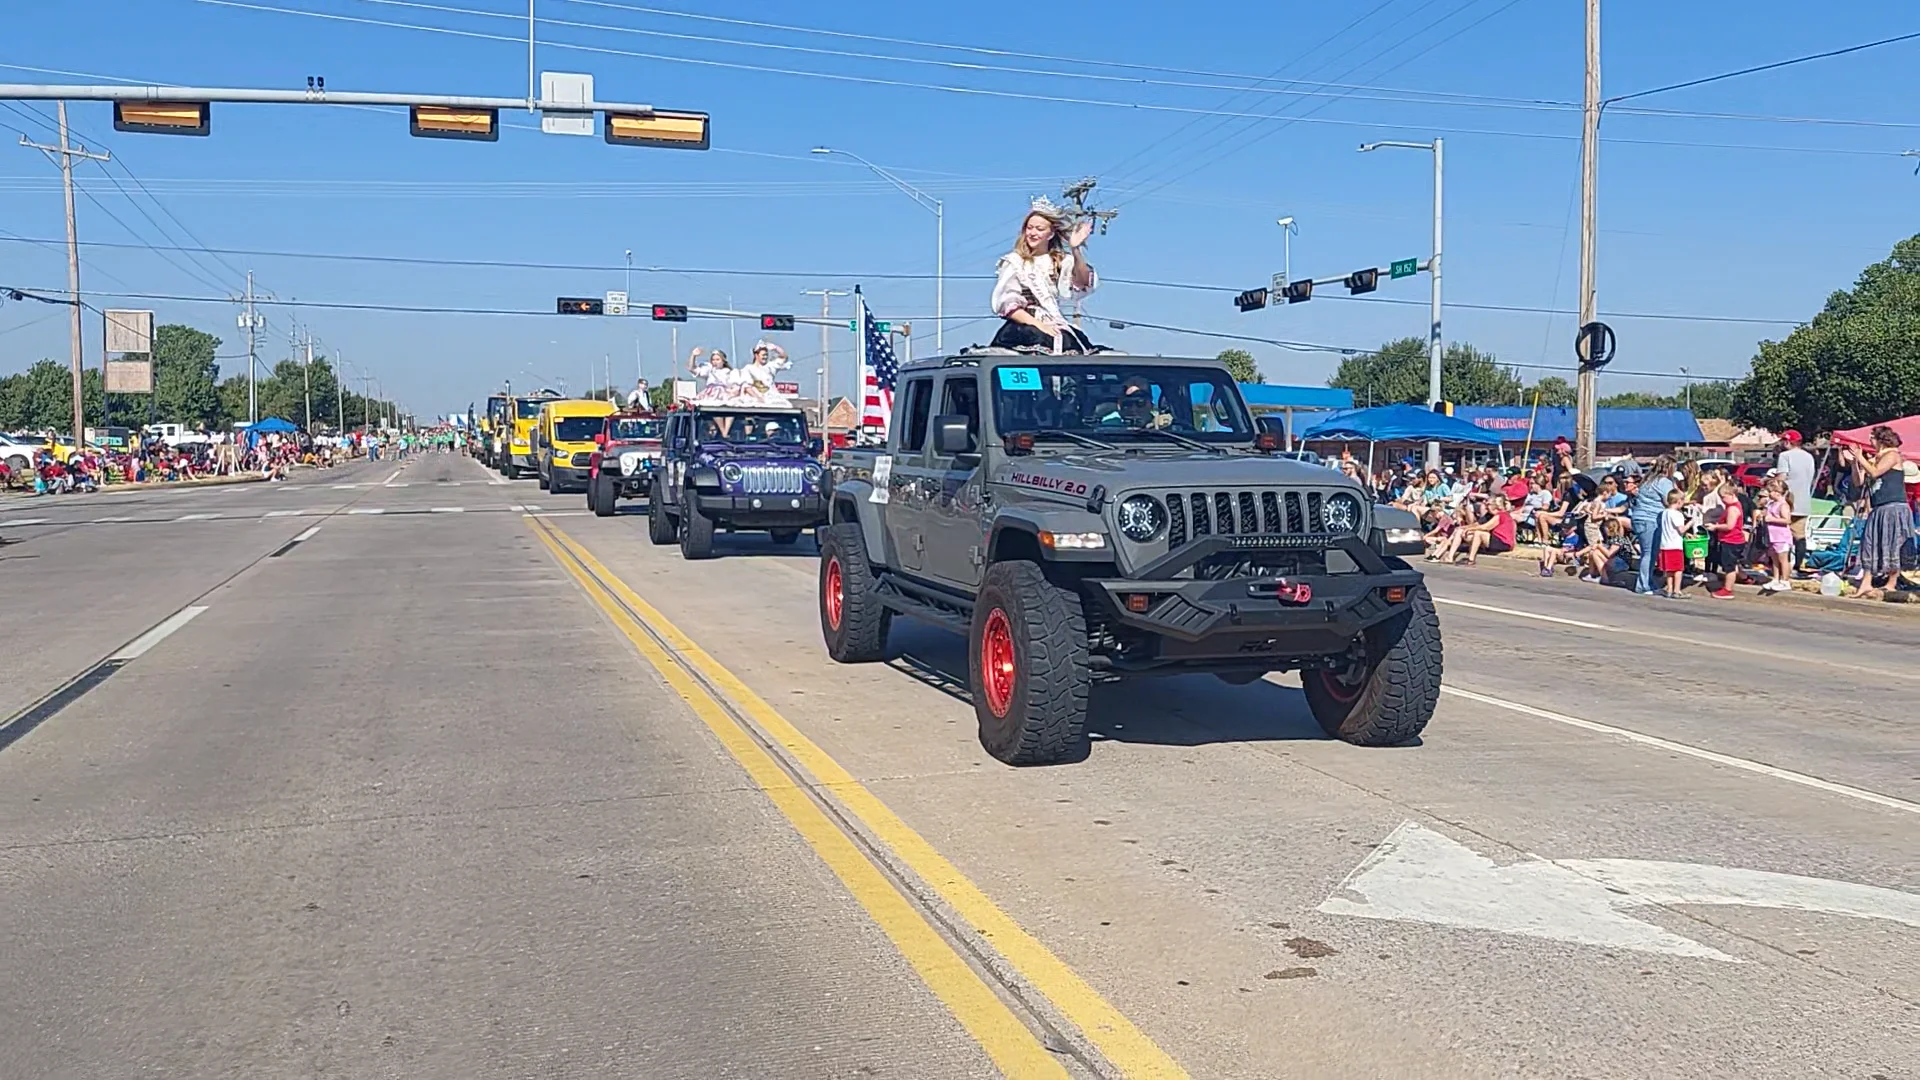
[2,454,1915,1079]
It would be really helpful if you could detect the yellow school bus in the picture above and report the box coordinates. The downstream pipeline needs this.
[536,398,616,494]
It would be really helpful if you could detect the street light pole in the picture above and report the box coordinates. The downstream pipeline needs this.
[1359,138,1444,471]
[812,147,944,351]
[1275,216,1298,288]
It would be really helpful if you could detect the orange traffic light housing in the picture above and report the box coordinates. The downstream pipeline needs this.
[604,110,710,151]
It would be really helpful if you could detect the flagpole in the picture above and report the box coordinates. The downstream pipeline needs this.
[853,285,868,441]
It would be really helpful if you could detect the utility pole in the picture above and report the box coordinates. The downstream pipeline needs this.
[1574,0,1602,469]
[238,272,264,425]
[802,288,850,432]
[335,350,345,433]
[303,331,313,431]
[18,102,110,449]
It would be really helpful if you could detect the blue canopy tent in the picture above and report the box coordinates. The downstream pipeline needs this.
[1297,403,1504,475]
[243,416,298,448]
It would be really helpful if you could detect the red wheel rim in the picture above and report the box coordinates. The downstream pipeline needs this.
[980,609,1016,718]
[1317,668,1363,704]
[824,557,844,631]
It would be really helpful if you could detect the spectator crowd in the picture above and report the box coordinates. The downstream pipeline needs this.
[1350,429,1918,602]
[1,426,378,495]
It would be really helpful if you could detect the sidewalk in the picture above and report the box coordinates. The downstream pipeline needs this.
[1,472,266,501]
[1455,541,1920,618]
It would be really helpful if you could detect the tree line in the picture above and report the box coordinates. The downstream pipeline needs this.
[0,323,402,435]
[1220,229,1920,436]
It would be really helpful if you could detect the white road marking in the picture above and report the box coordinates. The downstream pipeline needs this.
[382,469,402,485]
[332,483,357,489]
[348,508,385,515]
[488,474,507,485]
[111,605,209,661]
[0,518,49,527]
[289,525,321,543]
[1434,596,1607,630]
[1320,821,1920,961]
[1441,685,1920,816]
[507,503,527,512]
[176,512,217,521]
[263,509,300,517]
[430,506,464,513]
[93,515,135,523]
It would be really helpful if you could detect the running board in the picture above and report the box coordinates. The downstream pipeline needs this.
[876,573,973,635]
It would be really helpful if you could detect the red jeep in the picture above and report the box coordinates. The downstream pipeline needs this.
[587,410,665,516]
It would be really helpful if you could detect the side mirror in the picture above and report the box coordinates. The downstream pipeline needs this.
[594,432,607,446]
[932,414,975,457]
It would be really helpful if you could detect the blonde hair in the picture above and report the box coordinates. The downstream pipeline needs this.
[1664,488,1684,507]
[1013,211,1066,277]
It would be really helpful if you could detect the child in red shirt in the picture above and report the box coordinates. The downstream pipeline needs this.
[1705,481,1747,598]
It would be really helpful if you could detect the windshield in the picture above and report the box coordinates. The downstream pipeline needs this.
[609,418,662,441]
[696,411,808,445]
[515,398,550,420]
[991,363,1254,442]
[554,416,607,443]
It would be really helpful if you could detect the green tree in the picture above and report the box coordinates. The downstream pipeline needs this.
[150,324,223,427]
[1216,348,1264,384]
[1729,233,1920,434]
[1329,337,1522,406]
[1599,390,1673,409]
[1526,375,1577,408]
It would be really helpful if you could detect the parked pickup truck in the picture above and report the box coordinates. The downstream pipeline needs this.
[818,349,1440,766]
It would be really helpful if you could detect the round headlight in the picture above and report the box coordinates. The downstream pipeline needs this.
[1323,492,1362,534]
[1116,494,1167,543]
[719,462,743,483]
[804,462,824,483]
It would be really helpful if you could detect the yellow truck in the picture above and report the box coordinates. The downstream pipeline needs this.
[536,398,616,493]
[501,391,559,479]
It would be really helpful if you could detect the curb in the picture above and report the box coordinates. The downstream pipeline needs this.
[1454,542,1920,618]
[0,473,267,501]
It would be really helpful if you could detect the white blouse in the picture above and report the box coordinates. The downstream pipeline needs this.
[991,251,1096,323]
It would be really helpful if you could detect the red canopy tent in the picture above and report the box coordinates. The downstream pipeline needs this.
[1830,414,1920,462]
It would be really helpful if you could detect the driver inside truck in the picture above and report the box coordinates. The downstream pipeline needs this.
[1099,376,1172,430]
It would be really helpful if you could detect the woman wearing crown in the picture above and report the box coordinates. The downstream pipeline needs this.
[989,197,1098,353]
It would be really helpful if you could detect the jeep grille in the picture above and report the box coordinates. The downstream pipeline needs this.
[739,464,807,494]
[1165,489,1326,549]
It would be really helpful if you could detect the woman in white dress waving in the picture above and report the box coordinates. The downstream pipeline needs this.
[989,197,1097,353]
[740,341,792,406]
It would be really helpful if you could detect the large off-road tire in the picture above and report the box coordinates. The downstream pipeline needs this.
[818,522,891,663]
[647,490,677,545]
[969,561,1091,766]
[589,475,617,517]
[678,492,716,560]
[1301,581,1441,746]
[502,461,518,480]
[769,528,801,546]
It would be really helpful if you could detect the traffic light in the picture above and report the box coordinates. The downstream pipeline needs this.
[650,304,688,322]
[1234,288,1268,313]
[1432,400,1454,417]
[760,313,795,331]
[557,297,604,315]
[1283,279,1314,304]
[1345,268,1379,295]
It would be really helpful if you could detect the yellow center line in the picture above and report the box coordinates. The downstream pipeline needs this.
[527,521,1072,1079]
[538,520,1189,1079]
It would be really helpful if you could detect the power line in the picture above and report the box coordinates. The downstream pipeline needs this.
[1608,29,1920,105]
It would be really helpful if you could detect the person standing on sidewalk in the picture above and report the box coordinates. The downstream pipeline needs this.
[1843,426,1909,600]
[1776,430,1817,575]
[1705,480,1748,599]
[1760,476,1795,593]
[1629,454,1677,595]
[1658,488,1689,599]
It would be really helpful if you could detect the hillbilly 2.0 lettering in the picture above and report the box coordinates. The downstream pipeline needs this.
[1009,472,1090,496]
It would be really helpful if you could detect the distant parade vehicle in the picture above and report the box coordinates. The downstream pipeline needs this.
[818,349,1442,767]
[499,389,561,480]
[647,403,829,559]
[587,410,666,516]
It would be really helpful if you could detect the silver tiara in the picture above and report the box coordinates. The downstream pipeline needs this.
[1029,195,1068,220]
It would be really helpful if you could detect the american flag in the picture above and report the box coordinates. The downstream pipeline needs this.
[858,293,896,434]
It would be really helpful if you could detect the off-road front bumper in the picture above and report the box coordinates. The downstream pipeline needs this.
[693,493,828,528]
[1087,534,1424,671]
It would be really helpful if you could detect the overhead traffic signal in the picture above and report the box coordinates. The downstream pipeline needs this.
[1283,279,1314,304]
[760,313,795,331]
[556,297,604,315]
[1234,288,1268,313]
[650,304,688,322]
[1345,268,1379,295]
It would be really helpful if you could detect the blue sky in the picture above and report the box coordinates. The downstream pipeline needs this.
[1,0,1915,416]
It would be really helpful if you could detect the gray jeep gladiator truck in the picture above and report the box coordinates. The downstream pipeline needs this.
[817,349,1439,766]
